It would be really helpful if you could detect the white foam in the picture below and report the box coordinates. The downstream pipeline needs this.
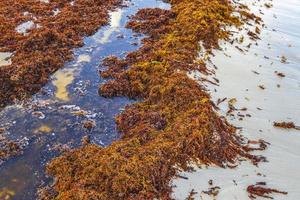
[77,54,91,63]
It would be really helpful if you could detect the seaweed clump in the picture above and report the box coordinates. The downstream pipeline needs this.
[43,0,265,199]
[0,0,122,107]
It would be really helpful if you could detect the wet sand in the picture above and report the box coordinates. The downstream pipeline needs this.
[173,0,300,199]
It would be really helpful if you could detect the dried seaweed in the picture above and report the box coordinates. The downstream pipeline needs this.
[42,0,266,199]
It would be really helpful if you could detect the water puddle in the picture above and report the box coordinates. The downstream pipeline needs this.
[0,0,170,199]
[95,9,123,44]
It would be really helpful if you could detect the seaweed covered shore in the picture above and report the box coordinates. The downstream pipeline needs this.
[41,0,269,199]
[0,0,122,107]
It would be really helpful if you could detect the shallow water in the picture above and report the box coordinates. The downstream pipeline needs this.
[173,0,300,199]
[0,0,169,199]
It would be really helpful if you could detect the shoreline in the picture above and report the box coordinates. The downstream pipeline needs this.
[173,0,300,199]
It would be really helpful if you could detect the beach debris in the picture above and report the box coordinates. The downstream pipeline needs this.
[264,3,273,9]
[246,139,269,151]
[248,31,260,40]
[258,85,266,90]
[227,98,237,113]
[235,46,244,52]
[274,71,285,78]
[175,174,189,180]
[202,186,220,197]
[280,56,287,63]
[186,189,197,200]
[216,97,227,105]
[273,121,300,130]
[247,182,287,199]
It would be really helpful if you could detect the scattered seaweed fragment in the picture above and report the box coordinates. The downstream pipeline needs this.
[42,0,265,199]
[280,56,287,63]
[0,0,123,107]
[247,182,287,199]
[273,121,300,130]
[186,189,197,200]
[202,186,220,197]
[274,71,285,78]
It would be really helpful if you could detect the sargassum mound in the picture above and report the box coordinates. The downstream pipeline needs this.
[42,0,266,199]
